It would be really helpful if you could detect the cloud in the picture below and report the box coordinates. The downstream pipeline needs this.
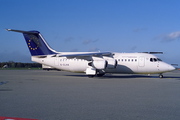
[64,37,73,42]
[131,46,137,50]
[82,39,99,45]
[53,33,60,40]
[88,47,100,52]
[92,39,99,42]
[82,40,91,45]
[70,48,79,52]
[133,28,148,32]
[156,31,180,42]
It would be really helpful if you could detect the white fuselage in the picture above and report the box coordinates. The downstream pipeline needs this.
[32,52,175,74]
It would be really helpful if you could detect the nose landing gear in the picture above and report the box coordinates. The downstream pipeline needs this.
[159,74,163,78]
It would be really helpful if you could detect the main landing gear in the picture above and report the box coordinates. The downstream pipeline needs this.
[88,75,95,78]
[96,73,105,77]
[88,73,105,78]
[159,74,163,78]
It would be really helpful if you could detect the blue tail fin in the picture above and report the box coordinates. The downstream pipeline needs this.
[6,29,58,56]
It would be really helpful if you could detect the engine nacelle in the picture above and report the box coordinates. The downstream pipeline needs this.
[106,59,117,69]
[88,60,107,70]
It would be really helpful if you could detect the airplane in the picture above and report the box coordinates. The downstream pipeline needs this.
[6,29,175,78]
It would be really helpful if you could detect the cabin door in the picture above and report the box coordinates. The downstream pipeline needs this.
[138,56,145,67]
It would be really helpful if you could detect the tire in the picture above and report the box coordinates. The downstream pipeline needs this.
[88,75,95,78]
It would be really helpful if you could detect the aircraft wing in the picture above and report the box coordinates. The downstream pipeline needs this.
[141,52,163,54]
[60,52,112,57]
[58,52,113,60]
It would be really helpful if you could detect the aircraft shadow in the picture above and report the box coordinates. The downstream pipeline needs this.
[65,74,180,79]
[101,75,180,79]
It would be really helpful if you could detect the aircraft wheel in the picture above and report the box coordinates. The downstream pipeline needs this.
[88,75,95,78]
[159,74,163,78]
[97,74,105,77]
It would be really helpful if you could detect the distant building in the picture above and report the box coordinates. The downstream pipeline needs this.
[2,65,8,68]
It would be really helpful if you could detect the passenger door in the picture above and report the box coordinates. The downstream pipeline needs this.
[139,56,145,67]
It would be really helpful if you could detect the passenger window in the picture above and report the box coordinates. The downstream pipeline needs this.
[128,59,130,62]
[122,59,123,62]
[125,59,127,62]
[132,59,133,62]
[135,59,137,62]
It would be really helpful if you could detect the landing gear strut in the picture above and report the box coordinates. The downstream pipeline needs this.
[159,74,163,78]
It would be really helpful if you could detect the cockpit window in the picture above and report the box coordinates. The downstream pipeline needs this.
[150,58,162,62]
[157,58,162,61]
[150,58,153,62]
[153,58,157,62]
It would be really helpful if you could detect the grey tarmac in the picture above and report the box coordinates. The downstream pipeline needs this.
[0,70,180,120]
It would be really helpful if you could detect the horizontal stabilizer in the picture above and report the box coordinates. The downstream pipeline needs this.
[6,29,39,34]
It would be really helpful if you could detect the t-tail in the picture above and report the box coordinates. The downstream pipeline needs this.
[6,29,58,56]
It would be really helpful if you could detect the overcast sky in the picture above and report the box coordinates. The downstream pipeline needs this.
[1,0,180,65]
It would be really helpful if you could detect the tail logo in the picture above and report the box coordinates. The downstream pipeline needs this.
[6,29,57,56]
[28,35,41,51]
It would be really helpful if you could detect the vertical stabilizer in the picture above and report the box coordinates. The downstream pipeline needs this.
[6,29,58,56]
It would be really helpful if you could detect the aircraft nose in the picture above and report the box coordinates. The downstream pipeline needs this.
[168,65,176,71]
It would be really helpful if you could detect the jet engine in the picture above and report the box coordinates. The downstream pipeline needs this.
[106,59,117,68]
[88,60,107,70]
